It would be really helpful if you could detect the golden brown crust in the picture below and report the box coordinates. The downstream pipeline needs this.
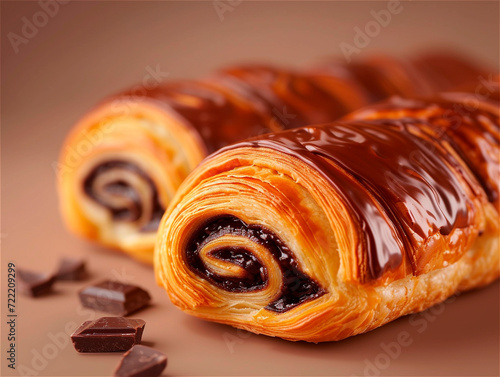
[59,54,488,262]
[154,94,499,342]
[58,98,205,263]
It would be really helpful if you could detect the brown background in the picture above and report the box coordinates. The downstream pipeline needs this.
[1,1,499,376]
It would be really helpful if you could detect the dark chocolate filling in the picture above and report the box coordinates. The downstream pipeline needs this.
[83,161,164,232]
[185,215,326,312]
[214,113,482,280]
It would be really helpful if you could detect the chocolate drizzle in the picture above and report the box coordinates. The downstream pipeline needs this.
[132,67,360,155]
[83,161,164,232]
[82,58,490,252]
[348,94,500,204]
[217,118,478,279]
[212,66,350,127]
[415,102,499,204]
[185,216,325,312]
[140,81,273,154]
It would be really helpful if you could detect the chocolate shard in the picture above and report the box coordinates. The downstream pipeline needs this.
[79,280,151,316]
[55,257,88,281]
[71,317,145,353]
[18,268,55,297]
[113,345,167,377]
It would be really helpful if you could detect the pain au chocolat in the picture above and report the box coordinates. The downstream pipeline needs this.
[154,89,499,342]
[58,53,485,263]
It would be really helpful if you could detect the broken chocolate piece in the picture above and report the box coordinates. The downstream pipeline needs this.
[71,317,145,353]
[113,345,167,377]
[79,280,151,315]
[18,268,55,297]
[55,257,88,280]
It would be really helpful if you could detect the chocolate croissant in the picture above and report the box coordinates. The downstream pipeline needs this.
[58,53,485,263]
[154,92,499,342]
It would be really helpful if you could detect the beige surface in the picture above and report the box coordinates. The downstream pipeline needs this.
[1,1,499,376]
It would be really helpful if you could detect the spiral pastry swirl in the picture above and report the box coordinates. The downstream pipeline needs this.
[155,92,499,341]
[186,215,325,312]
[58,53,487,263]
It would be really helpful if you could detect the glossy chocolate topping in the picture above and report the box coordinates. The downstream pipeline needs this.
[138,81,273,154]
[410,94,499,203]
[132,66,359,155]
[84,161,164,232]
[218,118,477,279]
[186,216,325,312]
[93,58,489,241]
[314,57,436,103]
[348,94,500,203]
[212,66,352,126]
[112,56,486,158]
[414,53,488,92]
[347,61,416,101]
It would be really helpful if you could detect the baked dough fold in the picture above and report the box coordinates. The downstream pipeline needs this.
[155,93,499,342]
[58,54,486,262]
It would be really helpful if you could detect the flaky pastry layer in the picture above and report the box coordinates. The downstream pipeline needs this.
[155,94,499,341]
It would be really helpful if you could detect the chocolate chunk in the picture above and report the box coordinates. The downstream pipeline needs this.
[18,269,55,297]
[113,345,167,377]
[55,257,88,281]
[79,280,151,315]
[71,317,145,353]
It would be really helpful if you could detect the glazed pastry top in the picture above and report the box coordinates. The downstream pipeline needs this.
[212,95,498,281]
